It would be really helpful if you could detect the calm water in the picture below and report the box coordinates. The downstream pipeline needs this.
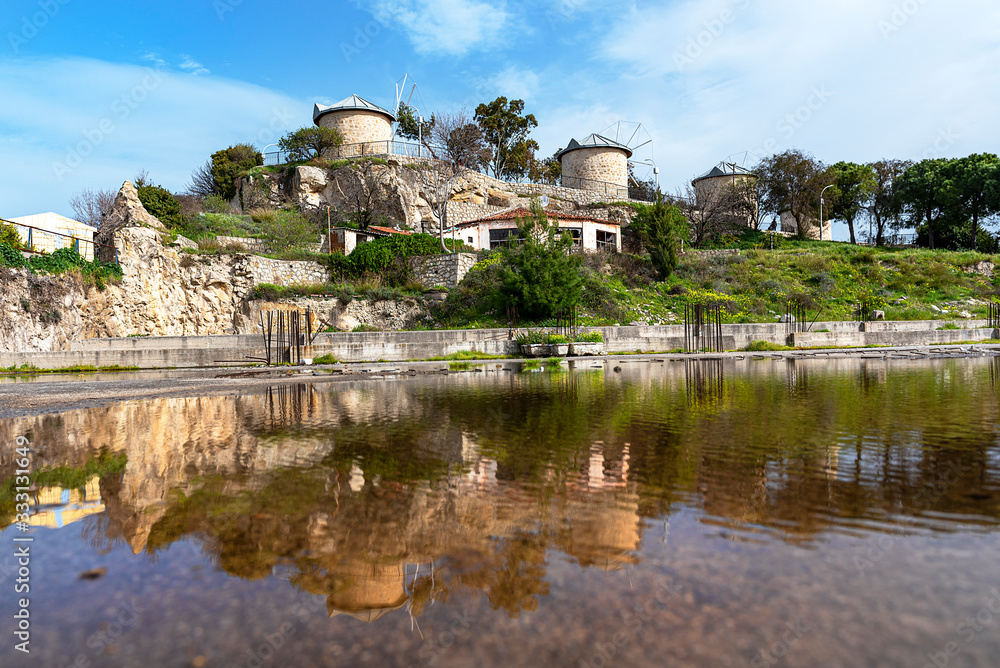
[2,358,1000,667]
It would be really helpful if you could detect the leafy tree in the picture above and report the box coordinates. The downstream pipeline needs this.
[496,203,583,319]
[755,150,829,239]
[866,159,911,246]
[895,158,955,249]
[474,97,538,180]
[631,194,687,278]
[136,183,183,228]
[827,161,876,244]
[528,154,561,185]
[396,102,435,143]
[208,144,263,201]
[949,153,1000,249]
[278,126,344,162]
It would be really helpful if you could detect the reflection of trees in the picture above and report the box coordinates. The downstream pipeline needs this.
[7,358,1000,621]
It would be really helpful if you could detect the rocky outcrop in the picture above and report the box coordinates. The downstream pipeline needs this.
[0,182,331,351]
[261,157,639,236]
[95,180,165,262]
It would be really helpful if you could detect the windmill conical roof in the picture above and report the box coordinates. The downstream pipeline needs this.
[556,133,633,160]
[692,161,754,184]
[313,94,396,125]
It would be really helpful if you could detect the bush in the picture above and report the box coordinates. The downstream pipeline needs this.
[575,331,603,343]
[211,144,263,201]
[515,330,546,345]
[744,340,792,351]
[278,126,344,161]
[0,241,26,268]
[0,220,21,248]
[630,195,687,280]
[495,205,583,319]
[254,209,318,251]
[28,247,87,274]
[328,233,466,283]
[137,184,183,228]
[312,353,338,364]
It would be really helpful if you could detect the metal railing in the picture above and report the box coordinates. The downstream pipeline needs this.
[1,219,118,264]
[264,139,428,166]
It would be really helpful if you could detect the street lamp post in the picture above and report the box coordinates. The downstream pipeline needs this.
[820,184,834,241]
[262,143,280,166]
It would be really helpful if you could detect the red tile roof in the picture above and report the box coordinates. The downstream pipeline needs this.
[368,225,412,236]
[458,207,620,227]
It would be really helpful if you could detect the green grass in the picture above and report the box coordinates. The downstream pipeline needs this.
[438,233,1000,329]
[312,353,339,364]
[743,340,794,352]
[426,350,507,361]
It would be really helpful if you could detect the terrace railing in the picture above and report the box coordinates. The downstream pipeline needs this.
[1,219,118,264]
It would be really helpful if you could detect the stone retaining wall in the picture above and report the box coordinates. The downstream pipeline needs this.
[409,253,478,288]
[244,256,328,287]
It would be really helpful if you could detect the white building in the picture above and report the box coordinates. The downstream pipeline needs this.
[6,212,98,260]
[447,207,622,253]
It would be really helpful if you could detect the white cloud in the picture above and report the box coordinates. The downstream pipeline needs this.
[361,0,511,56]
[590,0,1000,192]
[0,56,306,219]
[178,56,210,76]
[488,65,540,102]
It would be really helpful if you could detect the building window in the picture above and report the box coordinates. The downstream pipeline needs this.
[558,228,582,246]
[596,230,617,251]
[467,236,474,244]
[489,228,524,248]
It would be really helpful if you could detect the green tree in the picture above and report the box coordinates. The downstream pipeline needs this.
[527,154,561,185]
[895,158,955,249]
[137,184,183,228]
[474,97,538,180]
[496,203,583,319]
[949,153,1000,250]
[395,102,435,143]
[208,144,263,201]
[755,150,829,239]
[827,161,876,244]
[630,194,687,280]
[866,159,911,246]
[278,126,344,162]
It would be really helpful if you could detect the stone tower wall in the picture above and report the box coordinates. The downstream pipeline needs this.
[560,148,629,192]
[317,110,392,147]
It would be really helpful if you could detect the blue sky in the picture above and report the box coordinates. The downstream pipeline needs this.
[2,0,999,240]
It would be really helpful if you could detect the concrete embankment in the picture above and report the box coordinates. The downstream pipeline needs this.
[0,320,996,369]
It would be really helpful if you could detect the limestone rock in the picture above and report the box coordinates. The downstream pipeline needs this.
[172,235,199,250]
[100,181,166,236]
[964,261,994,278]
[293,166,328,209]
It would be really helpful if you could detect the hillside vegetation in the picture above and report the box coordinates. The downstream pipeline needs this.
[433,231,1000,328]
